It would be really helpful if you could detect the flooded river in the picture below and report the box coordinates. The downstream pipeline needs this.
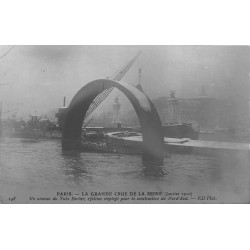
[0,137,249,203]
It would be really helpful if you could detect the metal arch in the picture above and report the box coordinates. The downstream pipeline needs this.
[62,79,164,165]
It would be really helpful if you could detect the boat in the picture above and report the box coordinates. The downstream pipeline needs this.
[153,90,200,140]
[11,114,62,139]
[163,120,199,140]
[101,131,192,155]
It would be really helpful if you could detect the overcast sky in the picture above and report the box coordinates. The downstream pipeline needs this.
[0,45,249,119]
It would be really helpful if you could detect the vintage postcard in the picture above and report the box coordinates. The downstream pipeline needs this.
[0,45,249,203]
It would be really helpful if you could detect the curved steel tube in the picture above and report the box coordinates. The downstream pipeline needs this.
[62,79,164,165]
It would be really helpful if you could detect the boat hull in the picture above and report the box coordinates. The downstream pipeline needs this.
[163,121,199,140]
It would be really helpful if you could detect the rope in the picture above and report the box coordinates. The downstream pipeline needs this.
[0,46,15,60]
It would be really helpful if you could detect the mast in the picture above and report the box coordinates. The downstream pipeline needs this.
[136,68,143,92]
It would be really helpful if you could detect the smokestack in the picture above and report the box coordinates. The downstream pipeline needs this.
[0,102,2,121]
[63,96,66,107]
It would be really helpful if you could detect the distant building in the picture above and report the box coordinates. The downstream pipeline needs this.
[189,96,218,128]
[152,96,199,125]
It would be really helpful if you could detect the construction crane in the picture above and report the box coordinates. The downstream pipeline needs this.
[83,117,94,129]
[1,108,18,114]
[84,51,142,120]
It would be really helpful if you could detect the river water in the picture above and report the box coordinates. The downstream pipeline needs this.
[0,137,249,203]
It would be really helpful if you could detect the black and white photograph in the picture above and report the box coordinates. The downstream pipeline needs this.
[1,1,250,250]
[0,45,249,204]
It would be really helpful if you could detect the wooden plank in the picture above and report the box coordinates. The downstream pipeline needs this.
[123,136,249,151]
[169,140,249,151]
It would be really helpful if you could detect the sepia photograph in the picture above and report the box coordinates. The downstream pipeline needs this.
[0,45,249,204]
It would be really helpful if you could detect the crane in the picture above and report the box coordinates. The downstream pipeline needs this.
[83,117,94,129]
[84,51,142,120]
[1,108,18,114]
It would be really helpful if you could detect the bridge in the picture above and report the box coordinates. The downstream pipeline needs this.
[62,79,164,165]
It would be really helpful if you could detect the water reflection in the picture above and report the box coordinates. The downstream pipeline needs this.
[60,150,91,185]
[1,137,249,203]
[60,149,169,181]
[141,163,167,179]
[20,139,41,144]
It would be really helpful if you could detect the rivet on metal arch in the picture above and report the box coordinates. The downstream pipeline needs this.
[62,79,165,165]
